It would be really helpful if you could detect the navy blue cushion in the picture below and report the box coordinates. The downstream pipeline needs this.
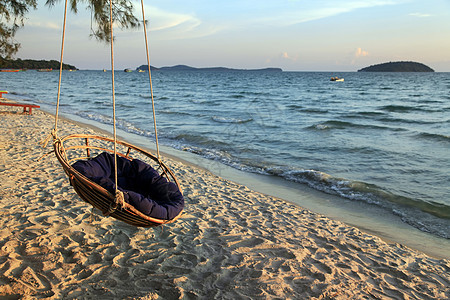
[72,152,184,220]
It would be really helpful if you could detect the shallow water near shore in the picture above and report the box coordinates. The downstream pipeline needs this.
[1,70,449,255]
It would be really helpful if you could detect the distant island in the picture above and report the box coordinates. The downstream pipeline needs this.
[358,61,434,72]
[0,57,77,70]
[136,64,283,72]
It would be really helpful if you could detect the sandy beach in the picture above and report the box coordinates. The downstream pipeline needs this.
[0,105,449,299]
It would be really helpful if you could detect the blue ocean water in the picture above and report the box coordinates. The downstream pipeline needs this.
[2,70,449,239]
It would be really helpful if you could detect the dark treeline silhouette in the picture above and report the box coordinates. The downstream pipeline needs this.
[358,61,434,72]
[0,57,77,70]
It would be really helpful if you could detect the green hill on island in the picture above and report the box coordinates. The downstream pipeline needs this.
[358,61,434,72]
[136,64,283,72]
[0,57,77,70]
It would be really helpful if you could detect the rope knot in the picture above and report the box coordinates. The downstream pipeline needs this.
[41,128,58,148]
[115,190,125,208]
[104,190,125,216]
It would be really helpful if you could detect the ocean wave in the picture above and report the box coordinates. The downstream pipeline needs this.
[415,132,450,143]
[180,145,235,164]
[286,104,303,110]
[301,108,329,114]
[307,120,391,131]
[354,111,386,117]
[93,100,110,106]
[235,90,273,97]
[190,98,219,105]
[116,103,137,109]
[175,133,231,149]
[74,111,154,138]
[310,124,331,130]
[269,168,450,238]
[211,116,253,124]
[75,111,112,125]
[380,104,427,113]
[378,117,443,125]
[306,120,353,130]
[159,110,192,116]
[230,94,245,99]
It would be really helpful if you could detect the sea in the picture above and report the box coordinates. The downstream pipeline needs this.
[2,70,449,251]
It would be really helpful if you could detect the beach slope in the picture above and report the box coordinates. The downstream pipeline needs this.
[0,108,448,299]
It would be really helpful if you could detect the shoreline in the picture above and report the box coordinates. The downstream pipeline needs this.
[0,107,449,298]
[50,106,449,260]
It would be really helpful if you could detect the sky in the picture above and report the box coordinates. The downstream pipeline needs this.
[13,0,450,71]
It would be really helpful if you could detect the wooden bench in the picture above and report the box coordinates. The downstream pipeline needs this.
[0,102,40,115]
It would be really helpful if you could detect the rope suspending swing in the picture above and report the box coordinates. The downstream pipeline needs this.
[46,0,184,227]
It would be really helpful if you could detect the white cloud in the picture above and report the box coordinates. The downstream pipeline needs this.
[351,47,370,65]
[24,21,60,30]
[409,12,432,18]
[248,0,408,27]
[355,47,369,57]
[134,5,221,40]
[281,52,298,61]
[143,6,200,31]
[266,51,298,65]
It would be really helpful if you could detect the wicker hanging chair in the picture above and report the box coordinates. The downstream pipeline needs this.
[46,0,184,227]
[53,134,183,227]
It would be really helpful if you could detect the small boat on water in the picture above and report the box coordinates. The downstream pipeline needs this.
[124,68,133,72]
[37,68,53,72]
[330,77,344,82]
[0,69,21,72]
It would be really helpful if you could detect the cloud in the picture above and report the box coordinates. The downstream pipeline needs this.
[266,52,298,64]
[254,0,407,27]
[145,6,200,31]
[409,13,432,18]
[281,52,298,61]
[350,47,370,65]
[24,21,60,30]
[355,47,369,58]
[136,5,221,39]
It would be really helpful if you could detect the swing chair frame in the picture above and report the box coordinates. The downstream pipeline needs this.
[48,0,184,227]
[53,134,183,227]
